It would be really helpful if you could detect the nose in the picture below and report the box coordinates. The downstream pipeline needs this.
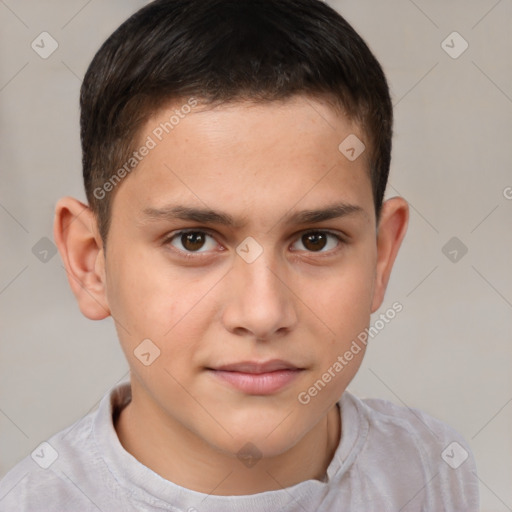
[221,252,298,341]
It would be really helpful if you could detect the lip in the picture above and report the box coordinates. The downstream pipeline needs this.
[207,359,304,395]
[214,359,300,373]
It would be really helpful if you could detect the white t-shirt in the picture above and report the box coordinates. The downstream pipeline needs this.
[0,381,479,511]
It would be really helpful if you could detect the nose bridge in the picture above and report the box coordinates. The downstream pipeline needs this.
[222,244,297,338]
[236,247,285,304]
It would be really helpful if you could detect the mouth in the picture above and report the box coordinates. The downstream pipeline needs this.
[206,359,305,395]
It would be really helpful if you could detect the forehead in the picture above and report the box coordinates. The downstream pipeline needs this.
[148,95,366,161]
[114,95,374,227]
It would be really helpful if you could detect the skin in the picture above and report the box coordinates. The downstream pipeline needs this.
[54,95,408,495]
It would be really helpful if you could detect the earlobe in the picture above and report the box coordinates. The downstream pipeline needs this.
[53,197,111,320]
[371,197,409,313]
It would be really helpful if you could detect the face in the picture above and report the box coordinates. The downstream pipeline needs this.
[103,96,378,458]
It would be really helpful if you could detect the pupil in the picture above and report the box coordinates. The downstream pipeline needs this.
[303,232,326,251]
[182,232,205,251]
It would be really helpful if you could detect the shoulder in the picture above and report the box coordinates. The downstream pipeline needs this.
[0,382,135,512]
[341,392,480,511]
[356,393,468,445]
[0,412,100,512]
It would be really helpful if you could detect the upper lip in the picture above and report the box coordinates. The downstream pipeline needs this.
[211,359,301,374]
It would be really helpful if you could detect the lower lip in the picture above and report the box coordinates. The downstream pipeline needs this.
[209,369,303,395]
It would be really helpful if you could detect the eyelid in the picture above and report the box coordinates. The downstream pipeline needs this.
[299,228,346,241]
[163,228,218,242]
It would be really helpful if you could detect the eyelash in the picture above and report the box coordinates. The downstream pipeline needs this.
[162,229,346,258]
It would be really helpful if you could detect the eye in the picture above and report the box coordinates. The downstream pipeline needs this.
[291,230,343,253]
[167,230,219,253]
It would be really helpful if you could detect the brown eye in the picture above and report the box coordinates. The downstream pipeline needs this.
[168,231,217,253]
[302,232,327,251]
[291,231,342,253]
[181,232,206,251]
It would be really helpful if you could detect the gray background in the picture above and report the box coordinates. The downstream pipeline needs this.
[1,1,511,510]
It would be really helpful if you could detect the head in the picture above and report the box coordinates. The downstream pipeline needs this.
[55,0,408,467]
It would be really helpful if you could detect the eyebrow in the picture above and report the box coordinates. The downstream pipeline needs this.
[141,202,364,228]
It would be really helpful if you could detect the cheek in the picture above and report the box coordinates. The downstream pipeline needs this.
[306,254,375,338]
[104,249,220,363]
[297,248,375,398]
[105,256,170,333]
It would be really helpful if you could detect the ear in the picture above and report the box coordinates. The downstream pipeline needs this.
[371,196,409,313]
[53,197,110,320]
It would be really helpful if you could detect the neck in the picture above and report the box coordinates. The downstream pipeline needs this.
[115,384,341,495]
